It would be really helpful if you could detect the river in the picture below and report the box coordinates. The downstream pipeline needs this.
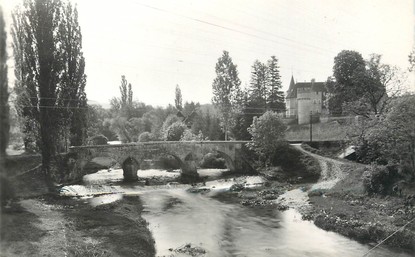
[61,169,413,257]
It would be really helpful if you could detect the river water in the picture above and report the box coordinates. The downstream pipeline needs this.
[61,169,413,257]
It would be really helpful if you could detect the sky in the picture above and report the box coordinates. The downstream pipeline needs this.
[2,0,415,107]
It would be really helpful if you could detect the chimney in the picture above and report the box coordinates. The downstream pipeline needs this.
[311,78,315,83]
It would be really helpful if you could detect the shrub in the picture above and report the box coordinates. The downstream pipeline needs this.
[270,144,321,182]
[362,164,397,195]
[180,130,204,141]
[138,132,153,142]
[200,153,226,169]
[164,122,188,141]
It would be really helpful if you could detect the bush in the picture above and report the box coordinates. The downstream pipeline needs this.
[138,132,153,142]
[164,122,188,141]
[362,164,398,195]
[200,153,226,169]
[270,144,321,182]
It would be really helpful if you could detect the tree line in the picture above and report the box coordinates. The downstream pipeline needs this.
[2,0,415,186]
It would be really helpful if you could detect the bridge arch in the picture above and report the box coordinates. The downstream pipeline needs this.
[215,150,236,172]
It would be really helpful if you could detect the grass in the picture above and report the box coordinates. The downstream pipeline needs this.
[285,121,349,141]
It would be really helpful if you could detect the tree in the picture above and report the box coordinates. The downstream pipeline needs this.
[248,111,287,165]
[248,60,267,109]
[327,50,366,114]
[86,104,117,140]
[58,3,87,147]
[329,50,404,117]
[138,131,153,142]
[111,75,134,118]
[164,121,188,141]
[380,95,415,177]
[12,6,40,152]
[12,0,88,183]
[266,56,285,111]
[352,94,415,179]
[233,56,285,140]
[175,84,183,111]
[162,114,182,133]
[212,51,242,140]
[0,6,9,160]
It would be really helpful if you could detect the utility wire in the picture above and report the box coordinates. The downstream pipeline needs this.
[131,1,336,55]
[362,216,415,256]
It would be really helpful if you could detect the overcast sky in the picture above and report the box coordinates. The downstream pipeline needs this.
[3,0,415,107]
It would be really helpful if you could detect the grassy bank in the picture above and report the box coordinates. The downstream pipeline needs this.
[0,154,156,257]
[285,121,348,141]
[301,146,415,251]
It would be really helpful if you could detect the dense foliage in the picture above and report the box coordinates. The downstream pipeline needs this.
[248,111,287,165]
[0,6,9,159]
[352,95,415,179]
[233,56,285,140]
[327,50,403,117]
[212,51,242,140]
[362,164,397,195]
[12,0,87,180]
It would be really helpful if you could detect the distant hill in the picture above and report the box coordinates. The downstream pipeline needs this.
[87,99,111,109]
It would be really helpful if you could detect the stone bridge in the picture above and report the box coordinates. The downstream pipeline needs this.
[67,141,253,182]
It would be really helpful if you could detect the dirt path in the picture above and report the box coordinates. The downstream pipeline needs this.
[291,144,415,251]
[292,144,346,190]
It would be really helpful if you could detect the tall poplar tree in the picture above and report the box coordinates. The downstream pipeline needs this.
[175,84,183,111]
[0,6,9,160]
[12,0,88,183]
[212,51,242,140]
[58,2,87,147]
[12,6,40,152]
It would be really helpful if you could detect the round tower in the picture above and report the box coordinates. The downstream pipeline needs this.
[297,87,312,125]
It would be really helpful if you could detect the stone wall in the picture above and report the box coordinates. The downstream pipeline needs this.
[67,141,254,183]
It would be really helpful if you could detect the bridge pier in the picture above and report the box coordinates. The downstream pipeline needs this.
[180,160,200,183]
[122,157,139,182]
[68,141,254,184]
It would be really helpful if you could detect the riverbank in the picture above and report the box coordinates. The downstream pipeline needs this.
[1,155,155,257]
[304,163,415,251]
[213,145,415,253]
[2,148,415,255]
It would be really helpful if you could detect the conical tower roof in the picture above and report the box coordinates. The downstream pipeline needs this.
[286,75,296,98]
[288,75,295,91]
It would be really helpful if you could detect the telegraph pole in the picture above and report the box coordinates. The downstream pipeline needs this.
[309,111,313,142]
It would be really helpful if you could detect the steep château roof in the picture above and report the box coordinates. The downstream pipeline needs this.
[286,77,326,99]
